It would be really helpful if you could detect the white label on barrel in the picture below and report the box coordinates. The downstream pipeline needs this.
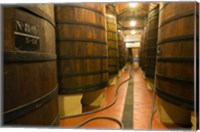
[14,19,40,51]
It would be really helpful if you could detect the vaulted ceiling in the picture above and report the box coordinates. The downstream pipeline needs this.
[106,2,159,47]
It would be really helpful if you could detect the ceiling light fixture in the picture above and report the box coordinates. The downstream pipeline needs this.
[107,14,114,18]
[130,20,136,26]
[131,30,137,34]
[129,3,137,7]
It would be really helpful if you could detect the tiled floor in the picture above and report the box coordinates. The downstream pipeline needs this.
[133,67,184,130]
[59,65,184,130]
[59,66,130,129]
[133,67,167,129]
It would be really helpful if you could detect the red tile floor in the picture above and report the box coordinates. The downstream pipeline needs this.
[133,67,184,130]
[134,67,168,129]
[59,66,130,129]
[59,64,184,130]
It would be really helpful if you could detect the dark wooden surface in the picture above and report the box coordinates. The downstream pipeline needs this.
[139,25,147,71]
[145,5,159,79]
[156,3,196,110]
[56,4,108,94]
[106,14,119,79]
[3,5,58,126]
[118,32,126,69]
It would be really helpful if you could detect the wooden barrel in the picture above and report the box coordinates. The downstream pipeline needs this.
[55,4,108,94]
[106,4,119,79]
[139,26,147,71]
[132,48,140,69]
[156,2,197,110]
[196,3,199,116]
[124,46,129,64]
[106,5,119,78]
[145,5,159,79]
[117,32,126,69]
[106,4,117,16]
[3,5,59,125]
[139,45,142,68]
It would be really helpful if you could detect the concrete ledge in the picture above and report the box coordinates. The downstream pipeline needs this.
[108,76,117,85]
[146,78,154,91]
[191,111,198,130]
[157,96,192,126]
[59,94,83,116]
[82,88,105,112]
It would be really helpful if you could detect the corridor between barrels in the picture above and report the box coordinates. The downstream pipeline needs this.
[2,1,199,131]
[59,64,192,130]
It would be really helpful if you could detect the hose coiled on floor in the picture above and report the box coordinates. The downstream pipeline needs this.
[60,64,133,129]
[74,116,124,128]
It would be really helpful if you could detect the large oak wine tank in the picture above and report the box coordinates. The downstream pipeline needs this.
[3,5,59,126]
[155,3,197,110]
[55,4,108,94]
